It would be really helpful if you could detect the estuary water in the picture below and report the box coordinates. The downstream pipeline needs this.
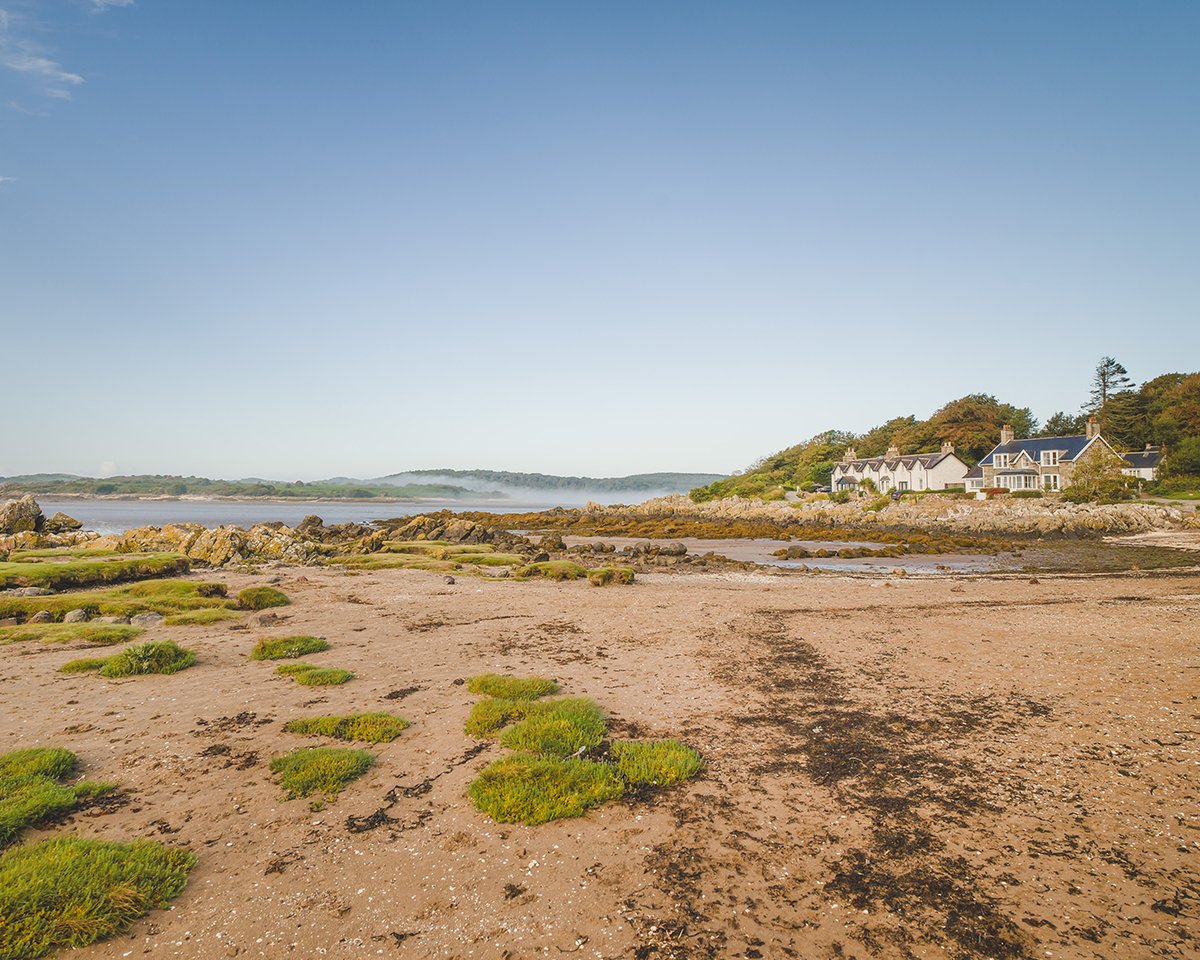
[34,497,550,535]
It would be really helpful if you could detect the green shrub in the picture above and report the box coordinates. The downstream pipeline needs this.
[0,837,195,960]
[60,641,196,678]
[283,713,409,743]
[1011,490,1043,499]
[512,560,588,581]
[162,608,241,626]
[274,663,352,686]
[0,624,141,647]
[250,635,330,660]
[611,739,704,786]
[269,747,374,799]
[0,748,116,848]
[58,658,111,674]
[829,491,851,504]
[865,496,892,512]
[468,754,624,825]
[586,565,636,586]
[466,674,558,700]
[465,697,531,737]
[499,698,607,757]
[236,587,290,610]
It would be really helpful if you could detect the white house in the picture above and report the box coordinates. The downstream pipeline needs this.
[1120,446,1162,481]
[831,442,969,493]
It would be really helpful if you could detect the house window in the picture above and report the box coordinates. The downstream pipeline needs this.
[1041,450,1060,466]
[899,481,909,491]
[995,454,1010,468]
[1043,474,1060,490]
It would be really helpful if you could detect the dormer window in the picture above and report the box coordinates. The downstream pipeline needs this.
[995,454,1011,468]
[1041,450,1060,466]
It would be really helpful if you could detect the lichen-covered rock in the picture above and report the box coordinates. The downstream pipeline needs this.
[63,609,89,623]
[95,521,336,567]
[44,511,83,533]
[0,495,44,534]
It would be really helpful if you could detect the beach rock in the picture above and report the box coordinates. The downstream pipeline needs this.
[63,609,89,623]
[11,586,52,597]
[532,552,551,563]
[444,575,455,585]
[0,495,43,534]
[130,612,165,627]
[95,615,131,624]
[30,610,54,623]
[44,512,82,533]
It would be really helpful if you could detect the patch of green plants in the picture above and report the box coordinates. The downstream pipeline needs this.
[326,554,457,573]
[452,552,524,567]
[611,739,704,786]
[269,747,374,800]
[464,680,703,825]
[0,623,142,647]
[0,580,230,623]
[283,713,409,743]
[235,586,290,610]
[7,548,118,561]
[1011,490,1044,499]
[0,836,195,960]
[0,748,115,848]
[250,635,330,660]
[60,641,196,678]
[587,565,635,586]
[162,608,242,626]
[0,554,189,591]
[467,673,559,700]
[865,496,893,512]
[498,698,607,757]
[468,754,625,826]
[512,560,588,581]
[274,663,352,685]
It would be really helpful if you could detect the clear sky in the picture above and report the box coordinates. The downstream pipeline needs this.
[2,1,1197,480]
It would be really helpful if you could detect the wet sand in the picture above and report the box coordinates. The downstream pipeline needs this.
[3,566,1198,959]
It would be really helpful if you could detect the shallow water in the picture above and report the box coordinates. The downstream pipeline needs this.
[35,497,556,535]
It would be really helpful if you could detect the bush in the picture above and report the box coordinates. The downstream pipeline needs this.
[283,713,409,743]
[829,491,851,504]
[0,748,115,847]
[468,755,624,826]
[865,496,892,512]
[269,747,374,800]
[611,739,704,786]
[512,561,588,581]
[250,635,330,660]
[586,565,636,586]
[0,837,195,959]
[61,641,196,678]
[236,587,290,610]
[467,674,558,700]
[274,663,352,686]
[1011,490,1043,498]
[1062,451,1136,503]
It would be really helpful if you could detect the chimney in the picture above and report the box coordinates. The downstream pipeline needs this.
[1086,417,1099,440]
[886,445,900,459]
[941,441,954,454]
[1000,424,1015,445]
[843,447,857,463]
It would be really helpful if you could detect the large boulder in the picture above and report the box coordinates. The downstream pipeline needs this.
[0,495,44,534]
[44,512,83,533]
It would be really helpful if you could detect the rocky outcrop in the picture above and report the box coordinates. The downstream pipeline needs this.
[95,523,335,567]
[600,494,1199,536]
[0,495,43,534]
[376,513,505,546]
[44,512,83,533]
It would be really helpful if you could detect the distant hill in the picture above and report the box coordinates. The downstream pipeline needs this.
[0,474,482,501]
[373,469,724,497]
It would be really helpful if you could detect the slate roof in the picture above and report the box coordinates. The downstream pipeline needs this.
[1121,449,1162,469]
[836,452,954,471]
[965,466,984,479]
[980,434,1094,466]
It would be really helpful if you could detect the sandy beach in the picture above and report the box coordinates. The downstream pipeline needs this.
[3,564,1196,959]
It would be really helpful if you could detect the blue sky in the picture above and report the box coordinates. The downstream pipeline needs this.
[2,1,1197,480]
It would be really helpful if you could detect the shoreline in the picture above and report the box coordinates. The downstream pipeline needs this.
[4,491,516,507]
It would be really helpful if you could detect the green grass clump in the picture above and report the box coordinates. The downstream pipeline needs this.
[611,739,704,786]
[7,548,119,561]
[0,836,195,959]
[499,698,607,757]
[250,635,330,660]
[0,748,115,848]
[283,713,409,743]
[60,641,196,678]
[512,560,588,581]
[468,754,624,826]
[162,608,241,626]
[465,697,531,737]
[0,554,189,591]
[586,565,636,586]
[0,580,230,623]
[453,553,523,567]
[235,586,290,610]
[274,663,352,686]
[0,623,141,647]
[269,747,374,800]
[467,673,559,700]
